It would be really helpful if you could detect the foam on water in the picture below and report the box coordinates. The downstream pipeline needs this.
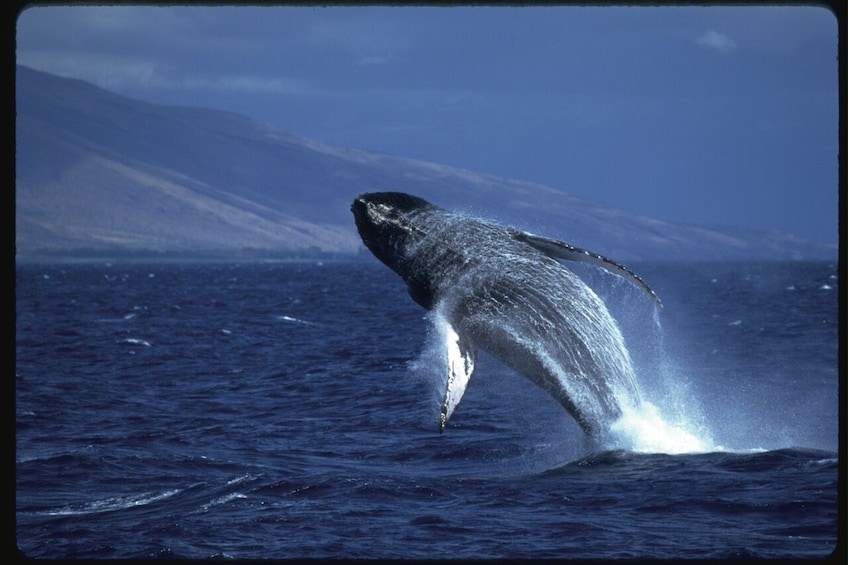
[39,489,181,517]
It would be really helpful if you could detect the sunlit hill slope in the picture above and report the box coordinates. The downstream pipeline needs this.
[15,65,836,261]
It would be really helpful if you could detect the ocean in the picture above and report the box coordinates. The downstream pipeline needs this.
[15,260,840,559]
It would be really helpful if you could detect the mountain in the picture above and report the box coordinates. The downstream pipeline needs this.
[15,65,836,261]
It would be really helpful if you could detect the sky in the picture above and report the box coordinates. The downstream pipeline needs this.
[15,4,839,245]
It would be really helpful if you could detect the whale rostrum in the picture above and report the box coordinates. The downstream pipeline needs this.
[351,192,660,438]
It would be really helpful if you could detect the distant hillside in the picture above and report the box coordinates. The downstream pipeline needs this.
[15,65,836,261]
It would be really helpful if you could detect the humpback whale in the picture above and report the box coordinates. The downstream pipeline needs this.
[351,192,660,439]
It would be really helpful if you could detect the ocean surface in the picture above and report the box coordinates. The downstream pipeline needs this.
[15,260,840,559]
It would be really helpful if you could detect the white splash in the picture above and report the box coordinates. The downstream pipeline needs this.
[609,401,716,454]
[120,337,151,347]
[275,315,318,325]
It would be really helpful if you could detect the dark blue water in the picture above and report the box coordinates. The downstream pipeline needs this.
[15,260,840,559]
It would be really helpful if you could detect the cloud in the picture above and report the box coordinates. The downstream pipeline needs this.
[696,30,738,54]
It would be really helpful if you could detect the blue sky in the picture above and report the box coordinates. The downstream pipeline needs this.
[16,5,839,245]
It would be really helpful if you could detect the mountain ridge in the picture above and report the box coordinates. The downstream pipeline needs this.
[15,65,836,261]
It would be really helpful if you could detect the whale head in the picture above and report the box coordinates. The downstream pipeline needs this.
[352,192,436,273]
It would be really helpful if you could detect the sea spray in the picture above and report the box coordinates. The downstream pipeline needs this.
[608,401,715,454]
[606,295,717,454]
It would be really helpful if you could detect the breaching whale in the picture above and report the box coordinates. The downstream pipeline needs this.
[351,192,661,439]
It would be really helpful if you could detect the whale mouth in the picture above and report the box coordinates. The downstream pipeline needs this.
[351,194,374,216]
[351,196,383,236]
[351,195,408,271]
[350,196,368,223]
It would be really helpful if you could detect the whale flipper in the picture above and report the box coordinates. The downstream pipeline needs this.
[439,320,477,432]
[514,231,662,307]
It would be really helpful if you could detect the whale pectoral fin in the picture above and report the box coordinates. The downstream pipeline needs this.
[514,231,662,308]
[439,323,477,433]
